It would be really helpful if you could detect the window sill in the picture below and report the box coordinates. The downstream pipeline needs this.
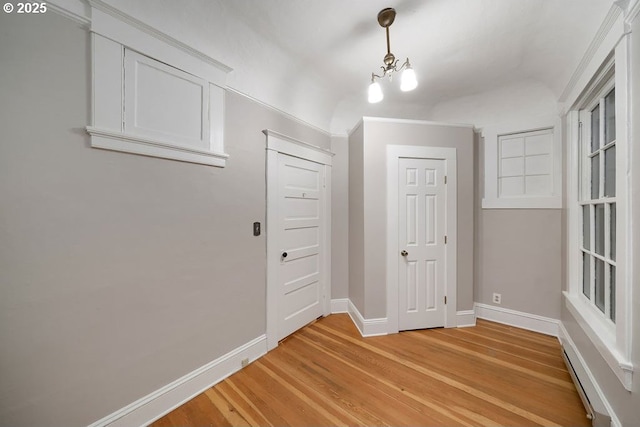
[87,127,228,167]
[563,291,633,390]
[482,196,562,209]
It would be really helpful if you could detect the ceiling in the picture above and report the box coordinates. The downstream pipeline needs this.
[103,0,614,133]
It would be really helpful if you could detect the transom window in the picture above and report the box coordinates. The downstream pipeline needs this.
[579,84,616,323]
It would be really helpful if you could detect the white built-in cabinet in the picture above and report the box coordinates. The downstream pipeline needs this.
[86,4,229,166]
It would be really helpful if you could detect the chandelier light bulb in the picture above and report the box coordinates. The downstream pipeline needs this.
[368,80,383,103]
[400,65,418,92]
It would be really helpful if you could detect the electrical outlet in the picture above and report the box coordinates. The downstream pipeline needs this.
[492,293,502,305]
[241,358,249,368]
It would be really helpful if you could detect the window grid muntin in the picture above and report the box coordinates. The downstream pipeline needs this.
[579,85,616,323]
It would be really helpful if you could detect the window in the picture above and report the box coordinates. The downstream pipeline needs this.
[579,85,616,323]
[498,129,554,198]
[564,49,632,391]
[481,116,562,209]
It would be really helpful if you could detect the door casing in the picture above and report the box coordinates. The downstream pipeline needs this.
[264,129,333,351]
[386,145,458,334]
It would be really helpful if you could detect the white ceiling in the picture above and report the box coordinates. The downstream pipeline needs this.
[104,0,614,133]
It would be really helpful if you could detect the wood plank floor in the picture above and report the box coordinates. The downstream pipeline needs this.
[151,314,590,427]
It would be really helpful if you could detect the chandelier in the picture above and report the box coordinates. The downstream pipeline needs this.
[368,7,417,103]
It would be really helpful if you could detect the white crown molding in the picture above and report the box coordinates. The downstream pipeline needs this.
[47,0,232,76]
[362,116,475,129]
[47,1,334,138]
[559,5,623,103]
[47,0,91,26]
[87,335,267,427]
[227,87,331,137]
[87,0,231,74]
[627,0,640,22]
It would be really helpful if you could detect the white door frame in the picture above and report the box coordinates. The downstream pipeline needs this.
[264,129,333,351]
[386,145,457,334]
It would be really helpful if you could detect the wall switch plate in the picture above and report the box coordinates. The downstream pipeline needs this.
[492,293,502,304]
[253,222,260,236]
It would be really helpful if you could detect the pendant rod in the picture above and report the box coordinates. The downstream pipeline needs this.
[385,26,391,56]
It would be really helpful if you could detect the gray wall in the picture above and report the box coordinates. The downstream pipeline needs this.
[474,132,563,319]
[349,119,474,318]
[475,209,562,318]
[560,15,640,426]
[0,12,329,426]
[331,136,348,300]
[348,123,365,313]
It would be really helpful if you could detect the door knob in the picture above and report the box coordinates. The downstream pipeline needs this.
[282,252,288,258]
[401,250,408,256]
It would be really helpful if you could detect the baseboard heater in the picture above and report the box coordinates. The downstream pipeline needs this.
[561,345,611,427]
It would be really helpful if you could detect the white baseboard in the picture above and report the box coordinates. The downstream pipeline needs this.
[558,323,621,427]
[88,335,267,427]
[474,302,559,336]
[456,309,476,327]
[330,298,349,314]
[347,300,388,337]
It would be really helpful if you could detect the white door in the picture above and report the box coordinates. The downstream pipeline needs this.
[398,158,447,330]
[277,153,325,341]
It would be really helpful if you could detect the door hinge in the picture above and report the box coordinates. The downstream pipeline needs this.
[444,235,447,244]
[444,175,447,184]
[444,296,447,304]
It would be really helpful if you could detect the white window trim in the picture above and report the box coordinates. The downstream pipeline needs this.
[86,3,230,166]
[565,34,633,391]
[481,115,562,209]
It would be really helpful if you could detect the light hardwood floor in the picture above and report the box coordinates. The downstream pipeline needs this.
[152,314,590,426]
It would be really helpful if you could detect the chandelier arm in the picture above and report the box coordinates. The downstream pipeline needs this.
[396,58,411,72]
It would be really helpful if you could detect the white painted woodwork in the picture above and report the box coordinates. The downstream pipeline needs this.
[124,49,209,149]
[386,145,458,334]
[497,128,554,199]
[265,130,333,351]
[482,116,562,209]
[565,27,634,391]
[277,154,325,340]
[86,5,229,166]
[398,158,447,330]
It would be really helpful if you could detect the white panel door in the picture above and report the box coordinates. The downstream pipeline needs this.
[398,158,446,330]
[277,153,325,341]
